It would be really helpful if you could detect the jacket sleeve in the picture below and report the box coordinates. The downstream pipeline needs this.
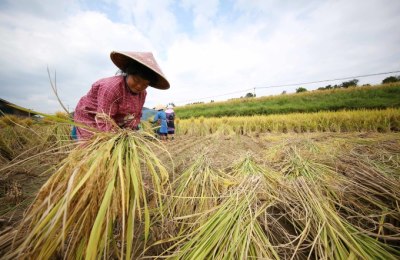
[95,82,121,132]
[125,90,147,130]
[152,112,160,124]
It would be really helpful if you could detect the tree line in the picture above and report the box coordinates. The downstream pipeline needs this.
[296,75,400,93]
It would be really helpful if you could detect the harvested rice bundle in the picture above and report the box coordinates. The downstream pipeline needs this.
[229,153,282,199]
[335,154,400,245]
[267,141,400,258]
[0,136,13,161]
[281,178,400,259]
[280,146,400,259]
[148,154,238,256]
[43,123,73,145]
[165,175,279,259]
[229,154,299,258]
[167,154,235,226]
[4,130,169,259]
[230,153,265,177]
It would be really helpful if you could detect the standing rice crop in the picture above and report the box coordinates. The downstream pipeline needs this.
[176,108,400,135]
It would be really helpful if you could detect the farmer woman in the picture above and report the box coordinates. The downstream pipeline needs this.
[73,51,170,139]
[152,104,168,141]
[165,104,175,140]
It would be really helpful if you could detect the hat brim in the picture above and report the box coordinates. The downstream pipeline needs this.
[154,106,165,111]
[110,51,170,90]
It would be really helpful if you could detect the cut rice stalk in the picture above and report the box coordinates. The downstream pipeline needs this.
[166,176,279,259]
[282,178,400,259]
[167,153,236,229]
[4,130,170,259]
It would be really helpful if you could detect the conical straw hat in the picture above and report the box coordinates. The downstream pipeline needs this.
[154,104,166,111]
[110,51,170,90]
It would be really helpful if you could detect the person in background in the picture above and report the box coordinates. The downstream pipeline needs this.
[73,51,170,140]
[69,112,78,140]
[165,104,175,140]
[152,104,168,141]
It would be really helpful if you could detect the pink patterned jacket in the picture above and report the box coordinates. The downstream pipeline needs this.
[74,75,146,139]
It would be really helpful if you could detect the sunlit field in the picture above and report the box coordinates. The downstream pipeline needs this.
[175,83,400,118]
[0,109,399,259]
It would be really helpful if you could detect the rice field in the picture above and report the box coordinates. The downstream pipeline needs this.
[176,108,400,136]
[0,110,399,259]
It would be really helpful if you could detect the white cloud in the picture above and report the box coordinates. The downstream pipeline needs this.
[0,0,399,111]
[0,8,154,113]
[112,0,179,49]
[157,0,400,105]
[180,0,219,29]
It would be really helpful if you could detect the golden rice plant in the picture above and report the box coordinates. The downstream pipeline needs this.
[213,123,235,137]
[166,154,235,228]
[267,138,400,259]
[173,118,180,134]
[334,153,400,244]
[0,136,13,161]
[0,120,7,129]
[229,153,284,198]
[165,175,280,259]
[230,153,265,177]
[19,117,34,127]
[4,130,170,259]
[0,126,31,152]
[54,111,71,120]
[176,116,212,136]
[176,108,400,135]
[41,123,74,151]
[0,115,21,126]
[139,121,155,135]
[281,177,399,259]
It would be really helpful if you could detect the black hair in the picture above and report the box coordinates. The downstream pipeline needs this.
[122,63,158,85]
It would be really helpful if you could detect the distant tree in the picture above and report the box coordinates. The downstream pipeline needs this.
[296,87,307,93]
[210,100,214,103]
[281,90,287,95]
[317,87,326,91]
[382,76,399,84]
[245,92,255,98]
[341,79,358,88]
[168,102,176,107]
[362,84,371,87]
[325,85,332,89]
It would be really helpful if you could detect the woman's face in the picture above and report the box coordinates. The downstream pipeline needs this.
[126,75,150,94]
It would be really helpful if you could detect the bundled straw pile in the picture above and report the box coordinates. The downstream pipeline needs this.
[1,129,399,259]
[4,130,169,259]
[153,143,400,259]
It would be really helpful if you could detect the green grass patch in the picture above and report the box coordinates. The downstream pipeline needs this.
[175,83,400,119]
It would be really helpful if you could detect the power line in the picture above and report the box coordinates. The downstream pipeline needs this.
[256,70,400,89]
[177,70,400,105]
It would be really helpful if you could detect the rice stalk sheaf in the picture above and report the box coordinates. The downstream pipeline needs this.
[167,154,235,221]
[5,130,170,259]
[164,175,280,259]
[1,124,399,259]
[270,140,400,259]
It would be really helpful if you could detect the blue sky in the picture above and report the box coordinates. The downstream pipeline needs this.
[0,0,399,113]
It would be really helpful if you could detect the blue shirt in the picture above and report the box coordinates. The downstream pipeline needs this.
[153,110,168,134]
